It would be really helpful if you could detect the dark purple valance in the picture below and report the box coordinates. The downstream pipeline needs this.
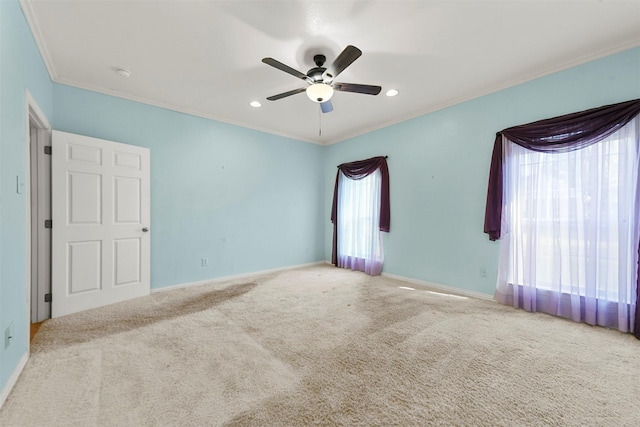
[331,156,390,265]
[484,99,640,241]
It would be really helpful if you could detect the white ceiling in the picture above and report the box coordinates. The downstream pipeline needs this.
[22,0,640,145]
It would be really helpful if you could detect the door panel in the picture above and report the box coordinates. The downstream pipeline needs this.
[114,238,141,286]
[68,142,102,164]
[114,177,141,223]
[52,131,150,317]
[68,241,102,294]
[69,172,102,224]
[114,150,141,169]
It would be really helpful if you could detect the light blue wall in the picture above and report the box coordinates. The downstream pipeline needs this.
[325,47,640,296]
[0,0,53,390]
[53,84,326,289]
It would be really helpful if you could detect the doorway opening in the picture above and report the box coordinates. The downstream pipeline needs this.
[26,91,52,334]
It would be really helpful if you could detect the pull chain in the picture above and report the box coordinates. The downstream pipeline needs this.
[318,104,322,137]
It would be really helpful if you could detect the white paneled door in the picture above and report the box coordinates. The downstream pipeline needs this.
[51,131,150,318]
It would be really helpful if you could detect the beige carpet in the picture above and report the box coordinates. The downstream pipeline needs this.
[1,265,639,426]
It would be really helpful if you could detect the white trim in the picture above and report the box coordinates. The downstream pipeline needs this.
[56,33,639,148]
[323,259,494,301]
[51,77,323,146]
[19,0,57,80]
[325,39,640,146]
[24,90,51,356]
[151,261,325,294]
[381,272,495,302]
[51,37,640,146]
[26,91,51,131]
[0,352,28,409]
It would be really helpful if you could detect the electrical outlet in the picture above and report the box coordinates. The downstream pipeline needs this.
[201,257,209,267]
[480,267,488,278]
[4,322,14,349]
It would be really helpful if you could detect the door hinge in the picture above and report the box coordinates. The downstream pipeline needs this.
[44,293,52,303]
[44,219,52,228]
[44,146,52,155]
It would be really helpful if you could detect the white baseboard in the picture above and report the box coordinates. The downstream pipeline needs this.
[151,261,326,294]
[381,272,495,301]
[151,261,495,303]
[323,260,494,301]
[0,352,29,410]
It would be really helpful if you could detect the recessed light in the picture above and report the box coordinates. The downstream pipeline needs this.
[386,89,399,97]
[250,101,262,108]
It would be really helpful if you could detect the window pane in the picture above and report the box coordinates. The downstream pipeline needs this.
[505,123,638,303]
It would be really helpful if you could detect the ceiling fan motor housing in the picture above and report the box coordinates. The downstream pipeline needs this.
[307,54,328,83]
[307,68,325,83]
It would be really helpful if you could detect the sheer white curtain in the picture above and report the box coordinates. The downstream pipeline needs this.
[496,117,639,332]
[337,169,384,275]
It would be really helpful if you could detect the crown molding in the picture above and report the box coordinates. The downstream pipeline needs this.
[326,39,640,146]
[53,77,322,146]
[19,0,57,80]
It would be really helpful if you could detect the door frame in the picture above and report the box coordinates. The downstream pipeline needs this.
[24,90,51,349]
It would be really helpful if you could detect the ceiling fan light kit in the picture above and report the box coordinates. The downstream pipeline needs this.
[262,45,382,114]
[306,83,334,103]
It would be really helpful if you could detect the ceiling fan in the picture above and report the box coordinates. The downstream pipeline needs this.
[262,45,382,113]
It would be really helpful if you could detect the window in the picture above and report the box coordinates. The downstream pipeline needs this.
[330,156,390,276]
[337,169,383,272]
[497,117,639,332]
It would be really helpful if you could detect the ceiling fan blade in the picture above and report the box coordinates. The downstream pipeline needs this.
[320,100,333,113]
[333,82,382,95]
[322,45,362,82]
[266,87,307,101]
[262,57,309,81]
